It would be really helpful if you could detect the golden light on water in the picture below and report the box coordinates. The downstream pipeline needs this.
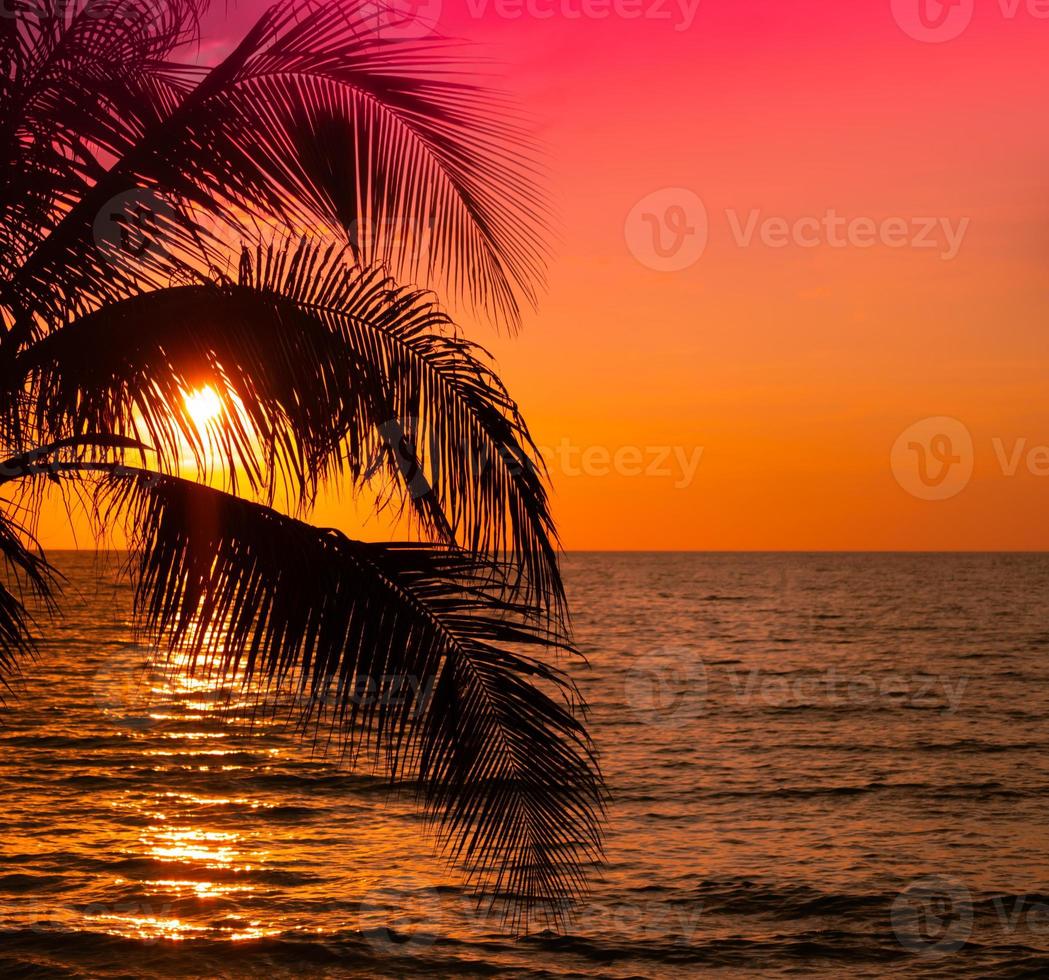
[89,648,285,945]
[85,908,278,943]
[144,827,242,866]
[7,608,454,956]
[146,879,258,898]
[66,617,444,952]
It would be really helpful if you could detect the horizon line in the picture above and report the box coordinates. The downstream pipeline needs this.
[40,548,1049,555]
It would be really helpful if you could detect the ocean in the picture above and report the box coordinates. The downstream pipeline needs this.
[1,552,1048,978]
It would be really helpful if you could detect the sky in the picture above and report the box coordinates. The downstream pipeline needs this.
[38,0,1049,550]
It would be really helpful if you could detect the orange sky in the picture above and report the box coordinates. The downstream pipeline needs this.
[36,0,1049,550]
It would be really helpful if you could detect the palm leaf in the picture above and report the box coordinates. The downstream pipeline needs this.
[242,241,564,612]
[101,470,603,924]
[0,1,206,293]
[3,1,547,337]
[184,0,549,327]
[17,251,564,611]
[14,278,377,502]
[0,510,59,699]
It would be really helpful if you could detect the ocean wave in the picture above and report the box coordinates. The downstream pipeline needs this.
[0,875,70,895]
[105,859,317,888]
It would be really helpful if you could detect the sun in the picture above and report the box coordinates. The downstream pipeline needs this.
[184,385,224,429]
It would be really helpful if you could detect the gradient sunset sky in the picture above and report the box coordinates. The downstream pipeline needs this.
[40,0,1049,550]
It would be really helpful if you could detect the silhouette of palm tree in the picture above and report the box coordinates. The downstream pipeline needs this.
[0,0,603,926]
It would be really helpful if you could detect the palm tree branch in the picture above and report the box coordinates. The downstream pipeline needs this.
[13,279,382,505]
[85,468,603,921]
[4,1,546,338]
[16,258,564,610]
[0,506,60,700]
[0,2,208,270]
[244,244,564,613]
[2,8,281,337]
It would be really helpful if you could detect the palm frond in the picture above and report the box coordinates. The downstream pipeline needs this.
[14,279,375,503]
[101,471,603,925]
[193,0,549,327]
[241,241,563,611]
[0,510,59,698]
[0,0,596,929]
[2,8,275,334]
[17,251,565,611]
[0,1,207,289]
[4,0,547,336]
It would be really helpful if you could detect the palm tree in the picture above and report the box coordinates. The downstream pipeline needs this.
[0,0,603,927]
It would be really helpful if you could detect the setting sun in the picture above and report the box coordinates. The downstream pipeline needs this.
[184,386,223,429]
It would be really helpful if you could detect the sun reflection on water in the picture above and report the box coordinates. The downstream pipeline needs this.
[85,910,280,943]
[3,557,472,961]
[144,879,258,898]
[144,827,247,867]
[95,644,288,944]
